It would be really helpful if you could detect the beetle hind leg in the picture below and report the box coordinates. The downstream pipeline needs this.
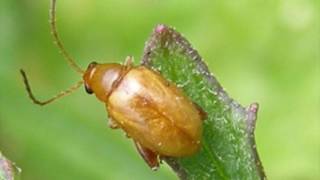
[134,141,159,170]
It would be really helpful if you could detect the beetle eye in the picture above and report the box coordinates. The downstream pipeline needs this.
[87,61,98,69]
[85,84,93,94]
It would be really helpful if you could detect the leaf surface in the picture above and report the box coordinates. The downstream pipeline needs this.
[141,25,266,180]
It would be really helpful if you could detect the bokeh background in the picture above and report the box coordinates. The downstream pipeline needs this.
[0,0,319,179]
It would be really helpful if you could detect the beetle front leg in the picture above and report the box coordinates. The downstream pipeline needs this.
[134,141,159,170]
[124,56,134,67]
[107,116,119,129]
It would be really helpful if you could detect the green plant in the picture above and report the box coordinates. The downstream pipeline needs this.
[142,25,266,180]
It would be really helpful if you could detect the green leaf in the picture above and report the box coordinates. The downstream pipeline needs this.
[141,25,266,180]
[0,151,19,180]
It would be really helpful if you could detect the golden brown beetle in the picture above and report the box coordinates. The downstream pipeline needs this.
[20,0,206,169]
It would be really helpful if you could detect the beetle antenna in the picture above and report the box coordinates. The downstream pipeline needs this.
[50,0,84,74]
[20,69,84,106]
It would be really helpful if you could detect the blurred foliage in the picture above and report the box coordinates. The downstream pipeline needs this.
[0,0,319,180]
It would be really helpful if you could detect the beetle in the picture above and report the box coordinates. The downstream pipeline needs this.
[20,0,206,170]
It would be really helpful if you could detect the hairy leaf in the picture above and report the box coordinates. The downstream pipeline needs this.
[142,25,266,180]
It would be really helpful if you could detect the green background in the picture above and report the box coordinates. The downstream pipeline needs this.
[0,0,318,179]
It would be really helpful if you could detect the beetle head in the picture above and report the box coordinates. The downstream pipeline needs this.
[83,62,123,102]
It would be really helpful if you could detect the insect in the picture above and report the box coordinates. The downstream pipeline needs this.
[20,0,206,170]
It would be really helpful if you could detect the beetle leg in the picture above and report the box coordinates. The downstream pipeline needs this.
[193,102,207,121]
[124,56,134,67]
[108,116,119,129]
[134,141,159,170]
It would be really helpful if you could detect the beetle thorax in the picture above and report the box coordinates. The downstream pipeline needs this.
[83,63,124,102]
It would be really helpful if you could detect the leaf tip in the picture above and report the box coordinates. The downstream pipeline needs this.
[247,102,259,133]
[155,24,168,34]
